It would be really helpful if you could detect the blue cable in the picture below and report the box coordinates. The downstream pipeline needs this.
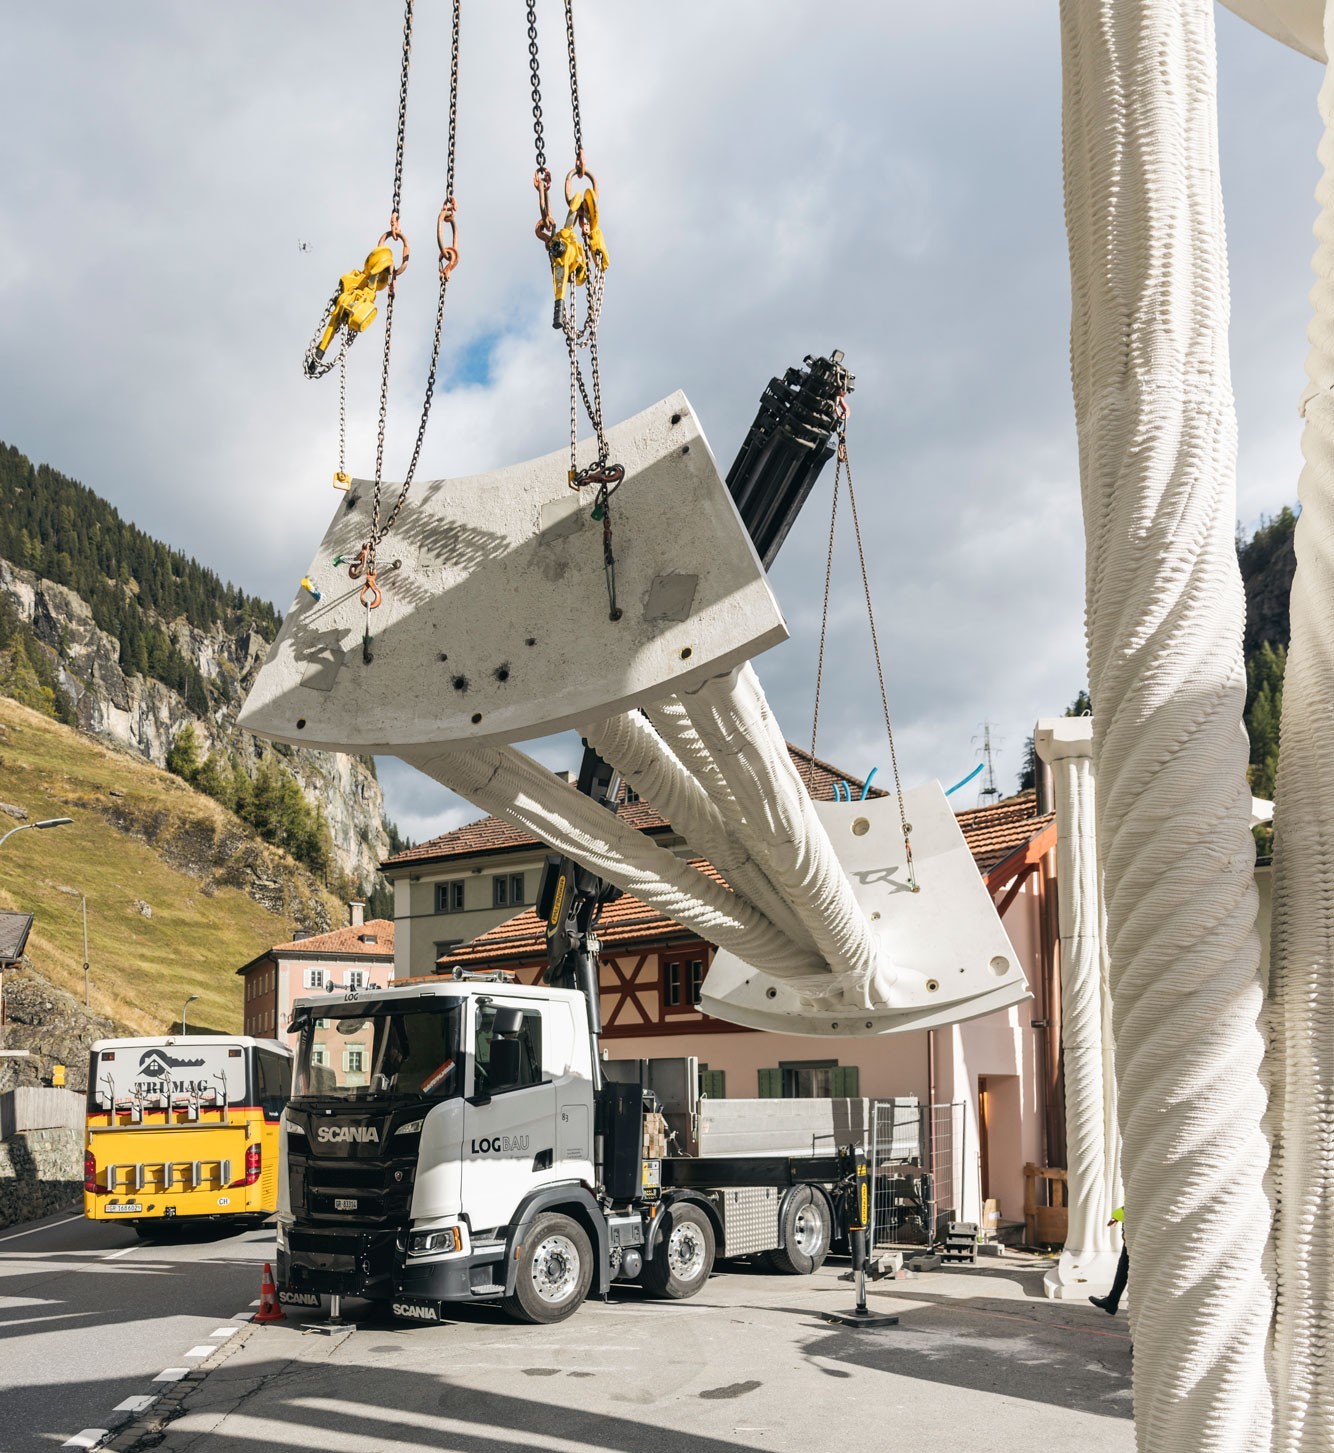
[945,762,985,797]
[859,767,879,801]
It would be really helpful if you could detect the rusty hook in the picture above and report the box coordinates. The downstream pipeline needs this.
[533,167,555,243]
[378,212,411,278]
[437,199,460,279]
[359,572,383,610]
[347,544,369,580]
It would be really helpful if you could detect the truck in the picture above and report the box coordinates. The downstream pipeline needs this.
[278,972,877,1324]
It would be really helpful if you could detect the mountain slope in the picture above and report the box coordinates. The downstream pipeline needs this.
[0,442,391,888]
[0,694,344,1036]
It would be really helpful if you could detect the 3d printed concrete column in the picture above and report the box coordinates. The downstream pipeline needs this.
[1034,717,1120,1300]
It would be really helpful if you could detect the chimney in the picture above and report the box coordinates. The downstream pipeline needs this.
[348,901,365,927]
[292,929,312,942]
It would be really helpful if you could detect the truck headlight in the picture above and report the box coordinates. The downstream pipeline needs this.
[408,1226,463,1256]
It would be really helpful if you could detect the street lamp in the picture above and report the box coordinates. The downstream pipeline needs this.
[0,817,73,850]
[181,994,200,1036]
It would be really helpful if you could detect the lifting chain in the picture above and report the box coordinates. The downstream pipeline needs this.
[810,404,918,891]
[525,0,623,622]
[302,0,465,623]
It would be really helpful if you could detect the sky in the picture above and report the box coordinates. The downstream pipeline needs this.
[0,3,1320,847]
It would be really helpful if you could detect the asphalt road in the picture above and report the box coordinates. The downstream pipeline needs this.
[0,1209,275,1451]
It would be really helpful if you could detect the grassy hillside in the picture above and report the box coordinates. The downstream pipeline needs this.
[0,696,343,1036]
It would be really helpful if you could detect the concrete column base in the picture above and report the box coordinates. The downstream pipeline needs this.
[1042,1247,1120,1300]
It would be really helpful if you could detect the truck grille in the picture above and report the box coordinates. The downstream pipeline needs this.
[293,1156,415,1226]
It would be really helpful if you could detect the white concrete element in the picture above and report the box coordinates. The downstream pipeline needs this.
[1266,7,1334,1447]
[1033,718,1121,1302]
[1251,796,1275,827]
[1219,0,1325,58]
[681,665,888,1004]
[582,708,819,953]
[237,393,787,752]
[1063,0,1272,1446]
[399,739,824,982]
[700,782,1030,1035]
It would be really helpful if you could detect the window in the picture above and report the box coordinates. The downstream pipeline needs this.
[343,1046,366,1075]
[758,1063,859,1098]
[345,969,368,991]
[303,967,331,990]
[434,940,462,962]
[663,957,705,1010]
[492,873,527,909]
[623,786,640,804]
[310,1045,328,1067]
[436,881,466,914]
[254,1049,291,1121]
[473,1005,544,1095]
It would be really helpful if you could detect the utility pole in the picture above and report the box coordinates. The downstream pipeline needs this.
[82,895,89,1007]
[973,722,1002,806]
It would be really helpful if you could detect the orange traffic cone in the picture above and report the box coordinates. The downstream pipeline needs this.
[254,1262,287,1324]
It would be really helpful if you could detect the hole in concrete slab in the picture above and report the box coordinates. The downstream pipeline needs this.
[680,647,693,660]
[670,412,682,425]
[851,817,869,836]
[495,664,510,683]
[296,719,306,730]
[526,637,537,647]
[471,713,483,725]
[439,653,449,662]
[989,955,1010,976]
[680,445,690,455]
[766,987,778,1000]
[452,676,469,693]
[926,979,940,993]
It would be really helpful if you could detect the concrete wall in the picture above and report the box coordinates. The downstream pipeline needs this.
[0,1126,81,1229]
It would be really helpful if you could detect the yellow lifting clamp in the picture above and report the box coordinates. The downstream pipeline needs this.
[314,246,397,362]
[573,184,609,273]
[549,219,587,324]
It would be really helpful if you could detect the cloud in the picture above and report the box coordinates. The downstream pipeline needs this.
[0,3,1321,840]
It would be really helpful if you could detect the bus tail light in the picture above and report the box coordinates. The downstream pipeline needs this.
[84,1151,97,1193]
[231,1144,262,1188]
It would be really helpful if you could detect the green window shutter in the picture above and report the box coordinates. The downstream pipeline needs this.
[757,1067,781,1098]
[699,1069,726,1099]
[832,1065,860,1097]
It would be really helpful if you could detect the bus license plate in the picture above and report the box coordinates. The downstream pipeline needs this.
[106,1203,142,1214]
[334,1198,358,1211]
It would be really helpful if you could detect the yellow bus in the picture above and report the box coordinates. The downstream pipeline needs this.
[84,1035,291,1238]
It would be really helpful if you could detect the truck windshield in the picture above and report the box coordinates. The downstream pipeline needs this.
[292,1001,463,1103]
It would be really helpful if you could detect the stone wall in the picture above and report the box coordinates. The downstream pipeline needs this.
[0,1126,81,1228]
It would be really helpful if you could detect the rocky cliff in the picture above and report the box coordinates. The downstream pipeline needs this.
[0,559,388,888]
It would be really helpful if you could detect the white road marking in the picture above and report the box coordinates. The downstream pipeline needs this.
[154,1368,190,1382]
[184,1346,217,1359]
[0,1212,81,1245]
[248,1298,260,1306]
[101,1244,140,1261]
[61,1431,108,1449]
[209,1327,238,1339]
[113,1395,158,1413]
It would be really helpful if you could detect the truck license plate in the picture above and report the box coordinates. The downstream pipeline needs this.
[105,1203,142,1214]
[334,1198,358,1211]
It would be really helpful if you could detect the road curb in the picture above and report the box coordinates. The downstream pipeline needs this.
[99,1322,257,1452]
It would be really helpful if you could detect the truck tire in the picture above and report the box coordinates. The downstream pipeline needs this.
[503,1212,594,1324]
[642,1202,715,1299]
[765,1187,831,1276]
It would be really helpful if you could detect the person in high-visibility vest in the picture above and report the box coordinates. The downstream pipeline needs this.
[1090,1206,1128,1315]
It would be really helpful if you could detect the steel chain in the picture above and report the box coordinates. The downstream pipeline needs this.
[564,0,584,167]
[353,0,463,585]
[527,2,547,175]
[833,418,917,888]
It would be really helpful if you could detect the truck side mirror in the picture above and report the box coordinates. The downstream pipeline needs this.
[489,1037,523,1091]
[493,1007,524,1038]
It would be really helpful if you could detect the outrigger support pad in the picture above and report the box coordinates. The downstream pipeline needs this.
[238,392,787,754]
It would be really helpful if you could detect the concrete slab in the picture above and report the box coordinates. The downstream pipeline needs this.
[110,1257,1133,1453]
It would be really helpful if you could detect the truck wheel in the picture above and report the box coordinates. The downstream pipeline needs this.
[503,1212,593,1324]
[766,1187,831,1275]
[642,1202,715,1299]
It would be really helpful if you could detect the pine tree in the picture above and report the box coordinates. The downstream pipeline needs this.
[166,724,201,783]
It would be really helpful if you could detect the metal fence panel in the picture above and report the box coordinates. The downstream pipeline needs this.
[869,1099,965,1247]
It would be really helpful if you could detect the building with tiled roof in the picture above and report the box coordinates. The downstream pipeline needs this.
[237,903,395,1038]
